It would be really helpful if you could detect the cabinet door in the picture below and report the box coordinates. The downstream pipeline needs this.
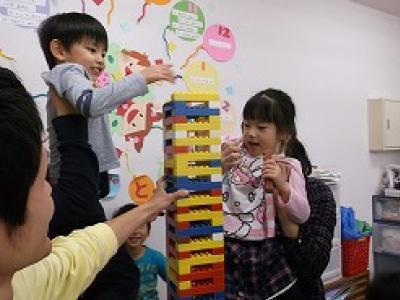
[385,100,400,148]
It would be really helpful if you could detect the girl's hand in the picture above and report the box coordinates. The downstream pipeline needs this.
[140,64,176,84]
[221,139,241,173]
[263,158,291,202]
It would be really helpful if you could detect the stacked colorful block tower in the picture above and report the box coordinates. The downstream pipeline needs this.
[163,91,224,300]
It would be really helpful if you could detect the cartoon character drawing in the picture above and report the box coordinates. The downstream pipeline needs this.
[118,49,151,77]
[116,100,162,152]
[229,157,263,188]
[107,47,162,152]
[223,156,267,238]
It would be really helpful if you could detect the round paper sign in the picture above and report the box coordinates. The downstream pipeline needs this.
[169,0,205,41]
[203,24,235,62]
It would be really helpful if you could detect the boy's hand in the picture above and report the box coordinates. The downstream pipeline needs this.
[49,86,77,116]
[221,139,241,173]
[140,64,176,84]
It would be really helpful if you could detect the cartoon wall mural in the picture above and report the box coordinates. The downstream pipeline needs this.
[103,43,163,155]
[119,49,151,76]
[1,1,240,213]
[115,99,162,152]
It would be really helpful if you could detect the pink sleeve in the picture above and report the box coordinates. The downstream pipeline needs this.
[277,158,310,224]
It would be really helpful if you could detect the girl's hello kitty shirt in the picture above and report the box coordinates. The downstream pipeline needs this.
[223,144,310,241]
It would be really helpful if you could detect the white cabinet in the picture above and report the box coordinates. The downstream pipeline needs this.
[368,99,400,151]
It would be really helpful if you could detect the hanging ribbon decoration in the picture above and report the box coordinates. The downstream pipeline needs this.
[162,25,171,60]
[180,45,202,70]
[137,0,172,23]
[0,49,15,61]
[107,0,115,25]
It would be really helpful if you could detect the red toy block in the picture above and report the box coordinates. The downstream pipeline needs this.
[174,262,224,281]
[210,189,222,196]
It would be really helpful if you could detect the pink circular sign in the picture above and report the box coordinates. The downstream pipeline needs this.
[203,24,235,62]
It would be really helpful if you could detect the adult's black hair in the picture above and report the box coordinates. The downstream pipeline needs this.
[243,88,312,177]
[113,203,151,231]
[0,67,43,232]
[38,12,108,68]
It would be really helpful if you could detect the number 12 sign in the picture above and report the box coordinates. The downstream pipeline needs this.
[203,24,236,62]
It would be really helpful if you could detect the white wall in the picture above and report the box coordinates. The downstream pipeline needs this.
[231,0,400,224]
[1,0,400,296]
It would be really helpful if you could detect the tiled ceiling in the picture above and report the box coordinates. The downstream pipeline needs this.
[350,0,400,17]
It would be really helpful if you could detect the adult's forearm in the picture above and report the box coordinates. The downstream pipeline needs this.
[106,203,154,246]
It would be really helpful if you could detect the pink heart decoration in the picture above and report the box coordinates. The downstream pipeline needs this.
[92,0,104,5]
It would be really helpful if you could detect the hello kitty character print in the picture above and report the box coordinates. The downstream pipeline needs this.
[223,145,276,240]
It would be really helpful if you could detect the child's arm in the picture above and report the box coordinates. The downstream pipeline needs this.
[155,250,167,282]
[42,63,173,118]
[276,158,310,224]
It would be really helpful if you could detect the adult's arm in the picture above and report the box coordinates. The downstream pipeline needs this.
[279,178,336,281]
[12,223,118,300]
[48,113,105,238]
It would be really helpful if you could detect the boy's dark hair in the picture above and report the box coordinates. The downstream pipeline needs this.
[367,272,400,300]
[38,12,108,69]
[113,204,151,231]
[0,67,43,232]
[243,88,312,177]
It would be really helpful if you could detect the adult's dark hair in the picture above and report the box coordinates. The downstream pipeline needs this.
[38,12,108,69]
[113,203,151,231]
[242,88,312,177]
[367,272,400,300]
[0,67,43,232]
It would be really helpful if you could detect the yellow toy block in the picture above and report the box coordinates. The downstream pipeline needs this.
[177,237,224,252]
[164,165,221,176]
[166,152,221,162]
[172,91,219,102]
[171,116,221,131]
[175,209,223,226]
[168,270,191,290]
[164,130,221,141]
[169,252,224,274]
[172,137,221,146]
[176,195,222,207]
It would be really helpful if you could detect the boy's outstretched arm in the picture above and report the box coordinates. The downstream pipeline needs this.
[42,63,175,118]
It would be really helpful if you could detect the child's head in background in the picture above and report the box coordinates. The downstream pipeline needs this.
[113,204,151,250]
[38,12,108,81]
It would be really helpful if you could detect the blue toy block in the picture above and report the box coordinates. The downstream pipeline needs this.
[163,102,220,117]
[168,222,224,238]
[209,160,221,167]
[166,176,221,193]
